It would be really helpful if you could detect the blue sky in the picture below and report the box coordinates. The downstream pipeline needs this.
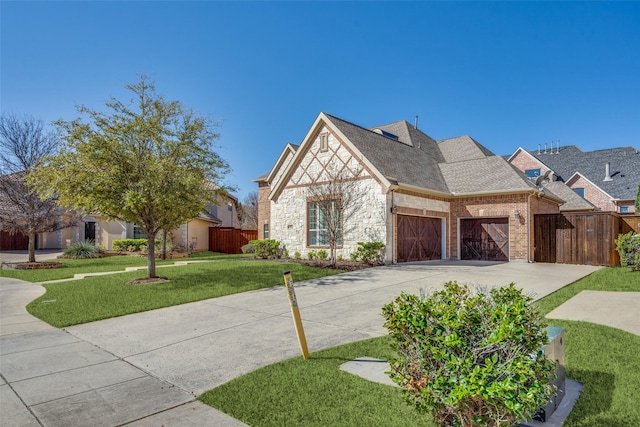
[2,1,639,201]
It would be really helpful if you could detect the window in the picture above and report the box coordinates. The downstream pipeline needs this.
[133,226,147,239]
[307,201,342,246]
[263,223,269,239]
[573,188,585,198]
[320,133,328,152]
[620,206,629,213]
[525,169,541,178]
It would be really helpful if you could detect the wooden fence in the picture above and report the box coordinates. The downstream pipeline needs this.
[208,227,257,254]
[534,213,640,266]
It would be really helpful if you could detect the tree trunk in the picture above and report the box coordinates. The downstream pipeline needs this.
[147,233,157,278]
[161,229,167,260]
[28,232,36,263]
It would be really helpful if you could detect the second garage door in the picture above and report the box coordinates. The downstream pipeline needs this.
[460,218,509,261]
[397,215,442,262]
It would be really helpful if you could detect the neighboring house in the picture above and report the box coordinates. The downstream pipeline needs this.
[80,193,239,252]
[0,173,240,252]
[507,145,640,213]
[255,112,564,263]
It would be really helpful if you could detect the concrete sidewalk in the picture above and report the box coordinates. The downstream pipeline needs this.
[1,261,601,426]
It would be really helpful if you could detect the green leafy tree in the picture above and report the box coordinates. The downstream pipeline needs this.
[383,282,555,427]
[32,77,230,278]
[635,182,640,213]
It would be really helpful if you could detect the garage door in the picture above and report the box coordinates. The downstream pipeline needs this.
[397,215,442,262]
[460,218,509,261]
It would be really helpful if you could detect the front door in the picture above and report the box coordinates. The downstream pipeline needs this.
[85,221,96,242]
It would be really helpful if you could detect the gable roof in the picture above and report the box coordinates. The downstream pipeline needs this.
[264,113,559,201]
[544,181,597,211]
[325,114,449,193]
[518,145,640,200]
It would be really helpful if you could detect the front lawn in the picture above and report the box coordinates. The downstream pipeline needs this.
[199,267,640,427]
[26,260,344,327]
[0,251,250,282]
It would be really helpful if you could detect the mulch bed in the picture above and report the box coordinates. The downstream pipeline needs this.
[246,258,377,272]
[1,261,65,270]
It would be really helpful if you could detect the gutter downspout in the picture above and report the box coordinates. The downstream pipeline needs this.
[528,191,534,262]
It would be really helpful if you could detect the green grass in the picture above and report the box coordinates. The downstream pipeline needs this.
[0,251,251,282]
[26,260,343,327]
[199,267,640,427]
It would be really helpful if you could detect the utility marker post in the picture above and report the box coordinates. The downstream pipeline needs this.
[283,270,309,359]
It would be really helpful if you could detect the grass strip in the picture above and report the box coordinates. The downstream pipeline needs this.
[26,260,343,327]
[199,267,640,427]
[0,252,250,282]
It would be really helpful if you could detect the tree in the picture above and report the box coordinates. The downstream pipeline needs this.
[305,165,365,267]
[32,77,230,279]
[238,191,258,230]
[0,114,79,262]
[635,182,640,213]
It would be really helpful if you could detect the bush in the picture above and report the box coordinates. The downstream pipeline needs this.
[307,250,317,260]
[382,282,555,427]
[317,249,328,260]
[351,241,385,264]
[63,240,105,259]
[616,232,640,271]
[283,249,289,259]
[113,238,158,252]
[294,251,301,260]
[241,242,256,254]
[250,239,281,259]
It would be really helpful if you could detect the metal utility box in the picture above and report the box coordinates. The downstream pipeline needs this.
[535,326,566,422]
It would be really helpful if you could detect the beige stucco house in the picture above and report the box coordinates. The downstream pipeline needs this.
[256,113,565,263]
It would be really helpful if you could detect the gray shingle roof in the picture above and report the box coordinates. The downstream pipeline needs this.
[439,156,539,195]
[544,181,597,211]
[438,136,495,163]
[324,114,450,193]
[525,145,640,200]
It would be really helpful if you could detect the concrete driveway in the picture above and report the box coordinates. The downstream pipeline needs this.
[1,261,601,426]
[66,261,600,395]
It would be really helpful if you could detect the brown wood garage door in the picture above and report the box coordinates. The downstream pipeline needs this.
[460,218,509,261]
[0,231,30,250]
[397,215,442,262]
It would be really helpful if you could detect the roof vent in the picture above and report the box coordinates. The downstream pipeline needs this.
[604,162,613,182]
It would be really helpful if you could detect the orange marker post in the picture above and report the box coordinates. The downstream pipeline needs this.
[283,270,309,359]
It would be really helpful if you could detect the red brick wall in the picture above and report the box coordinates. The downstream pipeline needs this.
[449,193,560,261]
[509,151,555,180]
[450,194,530,261]
[567,175,616,212]
[257,182,271,240]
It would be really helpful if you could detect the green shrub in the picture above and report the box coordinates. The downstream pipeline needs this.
[351,241,385,264]
[63,240,105,259]
[249,239,281,259]
[307,250,317,260]
[382,282,555,427]
[294,251,301,260]
[241,242,256,254]
[337,254,343,262]
[283,249,290,259]
[112,238,158,252]
[616,232,640,271]
[317,249,328,260]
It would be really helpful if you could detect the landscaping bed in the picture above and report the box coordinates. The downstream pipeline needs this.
[2,261,64,270]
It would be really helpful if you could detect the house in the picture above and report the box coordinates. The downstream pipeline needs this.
[0,170,240,252]
[255,113,565,263]
[507,144,640,213]
[76,193,240,252]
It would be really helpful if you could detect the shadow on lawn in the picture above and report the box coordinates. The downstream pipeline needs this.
[567,368,615,423]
